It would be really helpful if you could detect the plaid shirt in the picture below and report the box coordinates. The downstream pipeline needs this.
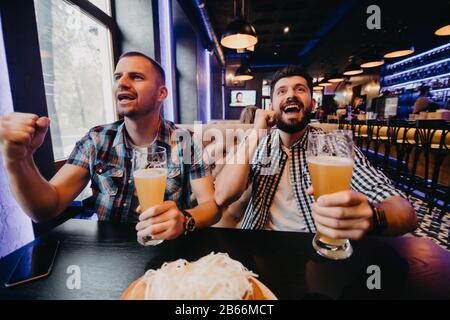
[241,127,406,231]
[67,119,209,222]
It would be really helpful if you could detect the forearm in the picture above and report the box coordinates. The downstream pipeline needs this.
[214,129,260,207]
[378,196,418,236]
[5,157,59,222]
[187,199,221,229]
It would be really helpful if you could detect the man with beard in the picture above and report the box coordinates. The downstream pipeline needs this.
[0,52,221,241]
[215,65,416,239]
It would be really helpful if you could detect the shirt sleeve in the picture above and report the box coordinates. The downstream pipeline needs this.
[249,132,269,182]
[351,146,407,205]
[66,131,95,172]
[189,137,211,180]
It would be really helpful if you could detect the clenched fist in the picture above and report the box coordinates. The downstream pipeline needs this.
[0,112,50,165]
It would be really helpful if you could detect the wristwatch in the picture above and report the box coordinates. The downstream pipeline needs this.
[369,203,388,235]
[181,210,195,235]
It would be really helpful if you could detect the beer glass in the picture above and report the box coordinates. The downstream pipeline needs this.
[132,146,167,246]
[307,130,354,260]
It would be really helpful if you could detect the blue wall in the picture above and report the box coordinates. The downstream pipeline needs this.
[0,16,34,258]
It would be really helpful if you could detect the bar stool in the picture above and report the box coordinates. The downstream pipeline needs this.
[412,121,440,196]
[371,120,389,170]
[385,120,408,179]
[348,120,358,143]
[361,120,376,159]
[394,122,416,191]
[428,123,449,221]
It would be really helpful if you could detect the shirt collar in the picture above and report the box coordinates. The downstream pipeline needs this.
[112,121,127,149]
[274,126,310,151]
[154,118,173,148]
[112,118,172,149]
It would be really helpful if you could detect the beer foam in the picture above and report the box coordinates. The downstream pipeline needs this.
[307,156,353,166]
[133,168,167,178]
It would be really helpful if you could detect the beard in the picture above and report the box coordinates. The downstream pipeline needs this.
[275,99,311,133]
[118,107,137,118]
[117,98,157,119]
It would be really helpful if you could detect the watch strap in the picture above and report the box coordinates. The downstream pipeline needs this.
[181,210,195,235]
[369,203,388,235]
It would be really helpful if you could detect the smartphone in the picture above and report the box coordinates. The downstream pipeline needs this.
[4,239,60,287]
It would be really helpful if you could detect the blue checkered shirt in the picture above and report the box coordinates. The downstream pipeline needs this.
[67,119,209,222]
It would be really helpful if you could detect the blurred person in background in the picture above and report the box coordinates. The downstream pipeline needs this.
[240,105,258,124]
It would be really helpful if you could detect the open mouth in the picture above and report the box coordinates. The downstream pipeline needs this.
[117,92,136,103]
[283,104,301,114]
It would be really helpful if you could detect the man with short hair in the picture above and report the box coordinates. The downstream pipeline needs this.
[215,65,417,239]
[413,86,434,114]
[0,51,220,241]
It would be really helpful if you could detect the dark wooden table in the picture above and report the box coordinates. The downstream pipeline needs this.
[1,219,449,300]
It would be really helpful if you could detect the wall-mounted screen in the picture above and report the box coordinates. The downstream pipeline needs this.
[230,90,256,107]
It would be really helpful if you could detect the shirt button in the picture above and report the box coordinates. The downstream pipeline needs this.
[123,203,127,207]
[98,169,103,173]
[128,180,132,183]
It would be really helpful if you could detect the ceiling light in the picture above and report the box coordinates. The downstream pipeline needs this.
[384,47,415,59]
[313,80,323,90]
[383,32,414,59]
[328,71,344,83]
[343,61,363,76]
[361,60,385,68]
[434,24,450,36]
[220,1,258,49]
[318,76,332,87]
[234,64,253,81]
[360,53,384,68]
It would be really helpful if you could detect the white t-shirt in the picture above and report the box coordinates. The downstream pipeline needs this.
[128,138,155,153]
[266,145,309,232]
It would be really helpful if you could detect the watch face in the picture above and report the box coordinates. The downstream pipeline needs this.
[187,217,195,232]
[182,210,195,234]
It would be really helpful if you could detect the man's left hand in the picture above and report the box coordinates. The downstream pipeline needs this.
[135,201,186,241]
[308,189,374,240]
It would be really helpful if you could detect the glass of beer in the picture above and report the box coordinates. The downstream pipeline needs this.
[132,146,167,246]
[307,130,354,260]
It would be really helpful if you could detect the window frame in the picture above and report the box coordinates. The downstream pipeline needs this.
[0,0,119,174]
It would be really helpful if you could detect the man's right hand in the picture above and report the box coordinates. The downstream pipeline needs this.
[0,112,50,165]
[253,109,276,131]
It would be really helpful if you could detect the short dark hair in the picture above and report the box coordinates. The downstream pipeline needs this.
[270,65,313,98]
[118,51,166,84]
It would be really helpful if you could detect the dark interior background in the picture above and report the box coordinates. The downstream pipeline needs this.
[202,0,450,118]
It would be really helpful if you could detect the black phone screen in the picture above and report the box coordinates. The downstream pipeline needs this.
[5,239,60,287]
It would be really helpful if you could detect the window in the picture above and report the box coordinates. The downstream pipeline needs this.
[262,83,271,97]
[88,0,111,16]
[34,0,116,160]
